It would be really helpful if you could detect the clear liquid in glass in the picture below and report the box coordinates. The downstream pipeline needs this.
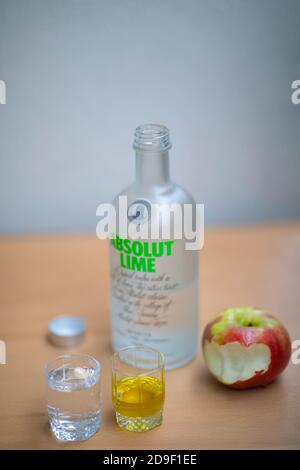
[47,365,101,441]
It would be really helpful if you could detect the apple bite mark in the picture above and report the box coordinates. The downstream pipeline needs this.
[204,341,271,385]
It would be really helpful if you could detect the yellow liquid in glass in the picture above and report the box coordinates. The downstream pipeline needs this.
[112,375,164,418]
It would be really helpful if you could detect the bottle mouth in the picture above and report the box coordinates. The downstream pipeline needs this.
[133,123,172,151]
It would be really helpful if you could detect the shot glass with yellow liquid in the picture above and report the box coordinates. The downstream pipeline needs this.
[111,346,165,432]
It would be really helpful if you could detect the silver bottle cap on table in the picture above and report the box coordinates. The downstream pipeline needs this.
[48,315,86,347]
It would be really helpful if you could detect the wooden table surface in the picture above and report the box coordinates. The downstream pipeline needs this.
[0,223,300,450]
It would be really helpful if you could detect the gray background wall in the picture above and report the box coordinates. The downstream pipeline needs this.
[0,0,299,234]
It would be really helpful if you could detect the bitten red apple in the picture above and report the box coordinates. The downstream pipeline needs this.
[202,307,291,389]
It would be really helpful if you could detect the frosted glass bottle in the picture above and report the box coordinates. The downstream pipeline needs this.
[109,124,199,370]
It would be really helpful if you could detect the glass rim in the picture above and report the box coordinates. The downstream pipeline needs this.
[44,353,101,379]
[133,123,172,151]
[111,345,165,377]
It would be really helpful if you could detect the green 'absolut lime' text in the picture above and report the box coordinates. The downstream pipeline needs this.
[111,236,174,272]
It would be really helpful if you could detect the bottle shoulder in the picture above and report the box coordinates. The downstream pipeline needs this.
[113,181,195,206]
[170,182,196,205]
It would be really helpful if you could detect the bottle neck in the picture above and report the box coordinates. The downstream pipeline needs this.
[135,149,170,186]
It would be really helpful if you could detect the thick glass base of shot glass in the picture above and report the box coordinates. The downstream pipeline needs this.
[115,410,163,433]
[49,411,101,442]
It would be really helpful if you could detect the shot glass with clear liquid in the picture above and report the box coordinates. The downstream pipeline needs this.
[111,346,165,432]
[45,354,101,441]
